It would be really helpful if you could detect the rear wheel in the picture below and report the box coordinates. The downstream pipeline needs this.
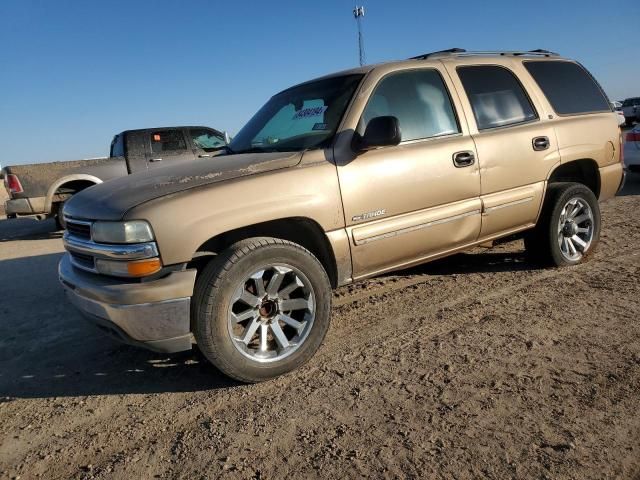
[193,237,332,382]
[525,183,600,267]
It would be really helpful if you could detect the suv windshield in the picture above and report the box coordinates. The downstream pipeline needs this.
[229,74,363,154]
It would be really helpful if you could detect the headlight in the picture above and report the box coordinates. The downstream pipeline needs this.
[92,221,154,244]
[95,257,162,277]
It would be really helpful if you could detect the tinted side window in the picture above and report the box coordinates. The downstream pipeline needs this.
[150,130,187,153]
[110,134,125,157]
[189,128,226,152]
[622,98,640,107]
[524,61,610,115]
[457,65,537,130]
[361,69,460,142]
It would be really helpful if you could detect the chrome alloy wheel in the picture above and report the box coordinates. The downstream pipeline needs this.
[227,264,316,362]
[557,197,594,262]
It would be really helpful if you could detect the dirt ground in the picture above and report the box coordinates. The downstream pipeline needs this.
[1,174,639,480]
[0,188,7,216]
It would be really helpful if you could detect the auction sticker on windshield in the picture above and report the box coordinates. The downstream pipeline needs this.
[292,106,327,120]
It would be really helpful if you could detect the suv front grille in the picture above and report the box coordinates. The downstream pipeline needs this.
[66,220,91,240]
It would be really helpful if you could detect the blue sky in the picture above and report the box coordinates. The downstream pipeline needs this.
[0,0,636,165]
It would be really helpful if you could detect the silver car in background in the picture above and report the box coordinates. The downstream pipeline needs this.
[625,125,640,172]
[622,97,640,127]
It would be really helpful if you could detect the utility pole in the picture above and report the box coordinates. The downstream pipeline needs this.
[353,5,365,66]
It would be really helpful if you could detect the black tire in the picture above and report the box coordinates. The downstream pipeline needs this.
[525,182,600,267]
[625,117,635,128]
[192,237,332,383]
[53,202,66,230]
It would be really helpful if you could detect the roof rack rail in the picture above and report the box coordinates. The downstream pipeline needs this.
[410,48,560,60]
[410,48,466,60]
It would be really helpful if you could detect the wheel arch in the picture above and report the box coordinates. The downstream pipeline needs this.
[45,174,103,212]
[189,217,340,288]
[546,159,601,198]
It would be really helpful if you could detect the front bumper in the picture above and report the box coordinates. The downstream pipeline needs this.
[59,253,197,353]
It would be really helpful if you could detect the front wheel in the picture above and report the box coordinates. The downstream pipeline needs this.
[193,237,332,382]
[525,183,601,267]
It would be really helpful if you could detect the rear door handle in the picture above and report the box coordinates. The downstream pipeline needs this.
[149,158,163,162]
[532,136,550,151]
[198,154,212,158]
[453,150,475,168]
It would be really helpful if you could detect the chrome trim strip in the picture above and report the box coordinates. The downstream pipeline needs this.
[355,209,481,246]
[482,197,533,215]
[63,233,159,260]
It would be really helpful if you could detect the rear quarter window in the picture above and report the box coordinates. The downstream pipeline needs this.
[524,61,610,115]
[110,134,125,157]
[150,130,187,153]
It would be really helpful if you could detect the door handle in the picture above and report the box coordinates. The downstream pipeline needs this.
[198,154,212,158]
[453,151,475,168]
[532,136,550,151]
[149,158,163,162]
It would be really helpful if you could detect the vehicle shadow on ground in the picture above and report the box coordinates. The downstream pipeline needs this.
[399,248,537,277]
[0,252,238,399]
[618,170,640,196]
[0,217,63,242]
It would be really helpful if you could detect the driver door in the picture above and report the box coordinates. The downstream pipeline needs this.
[335,67,482,279]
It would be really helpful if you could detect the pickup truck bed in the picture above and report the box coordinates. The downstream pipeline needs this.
[2,125,227,224]
[3,157,127,219]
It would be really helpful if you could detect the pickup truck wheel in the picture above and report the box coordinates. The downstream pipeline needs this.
[193,237,332,383]
[525,183,600,267]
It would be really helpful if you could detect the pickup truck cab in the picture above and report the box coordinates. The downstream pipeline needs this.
[2,126,227,227]
[59,49,624,382]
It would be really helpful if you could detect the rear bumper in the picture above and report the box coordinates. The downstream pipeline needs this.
[5,198,34,216]
[59,253,197,353]
[599,163,625,201]
[5,196,48,217]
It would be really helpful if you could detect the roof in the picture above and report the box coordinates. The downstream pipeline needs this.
[286,48,567,93]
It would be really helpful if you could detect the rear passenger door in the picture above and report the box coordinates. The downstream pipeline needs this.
[447,62,560,238]
[146,129,196,169]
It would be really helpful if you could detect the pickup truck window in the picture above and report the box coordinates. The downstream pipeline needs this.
[229,74,363,154]
[360,69,459,142]
[151,130,187,153]
[524,61,610,116]
[189,128,226,152]
[457,65,537,130]
[110,134,125,157]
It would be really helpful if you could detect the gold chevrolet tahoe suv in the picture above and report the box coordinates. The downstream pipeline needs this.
[59,49,625,382]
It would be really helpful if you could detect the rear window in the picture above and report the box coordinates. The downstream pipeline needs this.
[622,98,640,107]
[524,61,610,115]
[457,65,537,130]
[110,134,125,157]
[150,130,187,153]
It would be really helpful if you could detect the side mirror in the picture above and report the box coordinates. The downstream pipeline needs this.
[356,116,401,152]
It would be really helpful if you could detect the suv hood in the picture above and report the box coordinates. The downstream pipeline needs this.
[64,151,302,221]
